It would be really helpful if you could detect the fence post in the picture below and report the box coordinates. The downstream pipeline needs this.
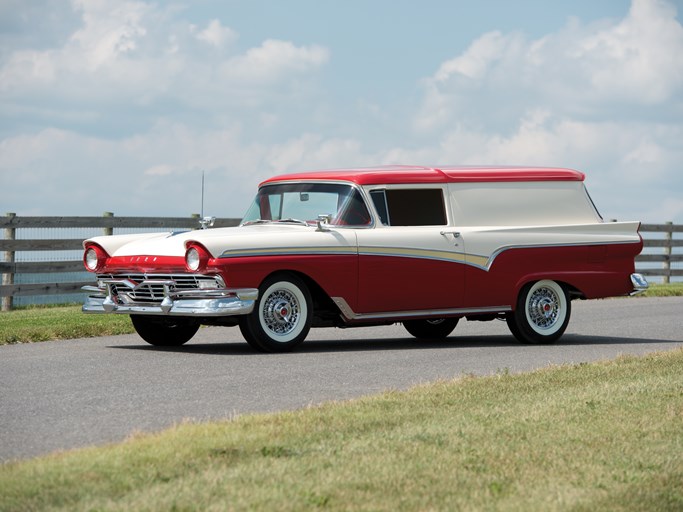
[663,221,673,284]
[103,212,114,236]
[2,212,16,312]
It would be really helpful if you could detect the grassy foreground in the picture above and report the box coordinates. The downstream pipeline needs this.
[1,349,682,511]
[638,282,683,297]
[0,305,133,344]
[1,283,681,345]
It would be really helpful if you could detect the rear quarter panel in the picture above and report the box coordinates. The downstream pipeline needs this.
[460,222,642,307]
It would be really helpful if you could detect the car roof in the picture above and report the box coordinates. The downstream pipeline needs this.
[260,165,585,186]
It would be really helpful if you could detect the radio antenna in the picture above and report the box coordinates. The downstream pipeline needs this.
[201,170,205,219]
[198,171,215,229]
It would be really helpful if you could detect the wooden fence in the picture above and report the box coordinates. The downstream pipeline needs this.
[0,213,240,311]
[1,214,681,311]
[637,222,682,282]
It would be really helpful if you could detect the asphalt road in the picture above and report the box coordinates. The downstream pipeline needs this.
[1,297,681,462]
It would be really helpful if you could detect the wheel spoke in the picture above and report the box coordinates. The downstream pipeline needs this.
[262,289,300,336]
[528,287,560,329]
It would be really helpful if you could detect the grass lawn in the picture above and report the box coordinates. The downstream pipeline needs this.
[0,304,133,344]
[639,282,683,297]
[1,348,681,511]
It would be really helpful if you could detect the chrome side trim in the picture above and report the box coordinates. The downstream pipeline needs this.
[331,297,511,322]
[629,273,649,296]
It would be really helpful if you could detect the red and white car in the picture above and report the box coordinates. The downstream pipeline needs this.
[82,166,647,352]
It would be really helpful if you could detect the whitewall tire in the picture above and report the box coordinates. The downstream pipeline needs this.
[239,273,312,352]
[507,280,571,344]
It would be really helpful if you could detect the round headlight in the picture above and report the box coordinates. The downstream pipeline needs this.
[83,245,108,272]
[85,248,99,270]
[186,247,201,271]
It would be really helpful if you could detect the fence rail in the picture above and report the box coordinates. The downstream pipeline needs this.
[1,212,240,310]
[638,222,682,281]
[1,215,680,311]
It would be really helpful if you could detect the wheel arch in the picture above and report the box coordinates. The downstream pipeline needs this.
[257,269,342,323]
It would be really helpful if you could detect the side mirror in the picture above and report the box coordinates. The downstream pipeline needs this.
[316,214,332,232]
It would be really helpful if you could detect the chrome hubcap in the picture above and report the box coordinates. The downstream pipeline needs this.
[262,290,300,335]
[528,287,560,329]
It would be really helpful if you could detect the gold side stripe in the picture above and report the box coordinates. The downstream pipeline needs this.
[360,246,468,264]
[220,246,357,258]
[219,245,489,269]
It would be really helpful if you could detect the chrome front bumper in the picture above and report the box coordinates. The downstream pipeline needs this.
[630,273,649,296]
[82,279,258,317]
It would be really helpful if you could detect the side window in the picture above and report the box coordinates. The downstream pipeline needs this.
[334,188,371,226]
[370,190,390,225]
[372,189,447,226]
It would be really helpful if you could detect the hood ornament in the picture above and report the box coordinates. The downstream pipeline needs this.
[199,216,216,230]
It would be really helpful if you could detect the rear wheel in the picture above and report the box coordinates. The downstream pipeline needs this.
[239,273,313,352]
[506,280,570,344]
[404,318,459,339]
[130,315,199,346]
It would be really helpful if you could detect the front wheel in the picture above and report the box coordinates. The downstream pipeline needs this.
[239,273,313,352]
[506,280,571,344]
[130,315,200,346]
[404,318,459,339]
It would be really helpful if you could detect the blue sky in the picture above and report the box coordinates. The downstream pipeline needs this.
[1,0,682,223]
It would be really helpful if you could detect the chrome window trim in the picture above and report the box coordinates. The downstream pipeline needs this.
[242,180,377,229]
[363,183,452,227]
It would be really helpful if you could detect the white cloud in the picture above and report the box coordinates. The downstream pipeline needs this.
[417,0,683,133]
[577,0,683,103]
[0,0,330,131]
[409,0,683,222]
[266,134,364,172]
[219,39,329,83]
[69,0,150,69]
[0,122,263,216]
[433,31,521,82]
[194,19,237,48]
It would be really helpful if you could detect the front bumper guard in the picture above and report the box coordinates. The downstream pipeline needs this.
[82,279,258,316]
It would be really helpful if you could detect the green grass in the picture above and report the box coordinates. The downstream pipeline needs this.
[0,283,681,345]
[1,349,682,511]
[640,282,683,298]
[0,304,133,344]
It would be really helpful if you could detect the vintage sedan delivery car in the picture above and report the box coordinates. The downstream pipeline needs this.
[82,166,647,352]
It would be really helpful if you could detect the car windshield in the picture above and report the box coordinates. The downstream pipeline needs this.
[242,183,371,226]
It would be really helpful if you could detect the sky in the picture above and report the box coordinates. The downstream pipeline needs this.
[1,0,682,222]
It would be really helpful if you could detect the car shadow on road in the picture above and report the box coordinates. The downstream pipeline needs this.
[109,333,681,356]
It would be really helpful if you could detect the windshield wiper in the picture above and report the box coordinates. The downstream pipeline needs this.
[276,218,310,226]
[241,219,271,226]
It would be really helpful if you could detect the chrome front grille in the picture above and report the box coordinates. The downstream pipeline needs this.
[97,273,223,303]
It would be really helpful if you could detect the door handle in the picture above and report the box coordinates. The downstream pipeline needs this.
[440,230,461,246]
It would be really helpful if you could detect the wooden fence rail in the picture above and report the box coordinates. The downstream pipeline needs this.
[638,223,682,282]
[1,214,680,311]
[0,212,240,311]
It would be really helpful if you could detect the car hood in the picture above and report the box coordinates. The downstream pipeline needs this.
[85,224,357,258]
